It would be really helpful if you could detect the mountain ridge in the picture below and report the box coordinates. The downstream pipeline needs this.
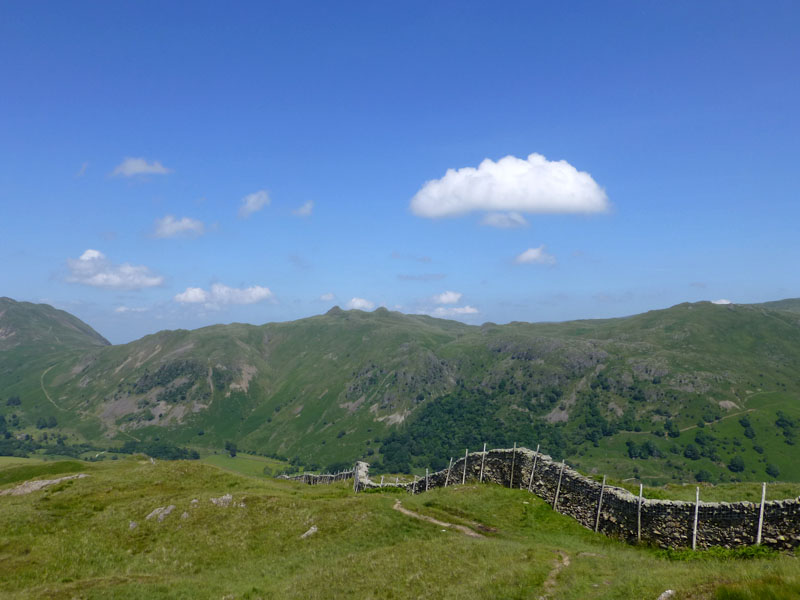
[1,296,799,484]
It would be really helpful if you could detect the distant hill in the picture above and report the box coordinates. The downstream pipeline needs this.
[0,297,109,351]
[754,298,800,313]
[1,297,799,484]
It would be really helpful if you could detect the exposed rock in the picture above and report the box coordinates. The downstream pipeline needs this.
[129,521,138,530]
[146,506,166,520]
[0,473,88,496]
[157,505,176,522]
[300,525,318,539]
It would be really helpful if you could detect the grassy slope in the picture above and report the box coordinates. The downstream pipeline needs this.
[1,458,798,599]
[2,299,800,483]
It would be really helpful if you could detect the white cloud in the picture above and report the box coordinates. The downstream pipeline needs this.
[320,292,335,301]
[293,201,314,217]
[515,246,557,265]
[153,215,205,238]
[238,190,270,218]
[114,306,147,313]
[433,290,462,304]
[430,305,479,317]
[711,299,732,305]
[174,283,273,306]
[174,287,209,304]
[67,249,164,289]
[346,297,375,310]
[481,211,528,228]
[112,157,171,177]
[410,153,608,220]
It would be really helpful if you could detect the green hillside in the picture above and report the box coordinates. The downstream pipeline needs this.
[1,298,800,484]
[0,297,109,351]
[1,457,798,599]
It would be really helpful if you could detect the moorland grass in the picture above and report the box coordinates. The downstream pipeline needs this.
[0,458,798,599]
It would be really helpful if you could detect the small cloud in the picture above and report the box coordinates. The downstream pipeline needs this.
[111,157,171,177]
[711,299,732,305]
[397,273,446,282]
[320,292,335,301]
[293,201,314,217]
[410,153,608,220]
[174,283,273,307]
[174,287,208,304]
[66,249,164,290]
[238,190,270,218]
[433,291,462,305]
[481,211,528,228]
[75,162,89,178]
[346,297,375,311]
[429,305,479,317]
[153,215,205,238]
[515,246,557,265]
[114,306,147,314]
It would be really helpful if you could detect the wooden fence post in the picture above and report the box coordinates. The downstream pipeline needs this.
[444,457,454,488]
[509,442,517,489]
[527,443,540,492]
[553,462,565,510]
[756,482,766,545]
[637,483,643,543]
[594,475,606,532]
[479,442,487,483]
[692,487,700,551]
[425,468,429,492]
[462,448,469,484]
[353,463,359,493]
[380,475,384,488]
[413,475,418,495]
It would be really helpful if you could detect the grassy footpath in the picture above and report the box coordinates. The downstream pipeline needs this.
[0,457,798,599]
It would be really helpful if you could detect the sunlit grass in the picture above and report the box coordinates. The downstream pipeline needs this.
[1,458,798,599]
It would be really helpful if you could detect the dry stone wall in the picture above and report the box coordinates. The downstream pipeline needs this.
[277,469,354,485]
[350,447,800,551]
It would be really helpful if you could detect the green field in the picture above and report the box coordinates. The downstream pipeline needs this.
[1,458,799,599]
[0,456,42,467]
[200,452,291,478]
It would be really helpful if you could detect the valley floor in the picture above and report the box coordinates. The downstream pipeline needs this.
[0,457,799,599]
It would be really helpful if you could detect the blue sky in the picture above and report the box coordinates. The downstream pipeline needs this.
[1,1,799,344]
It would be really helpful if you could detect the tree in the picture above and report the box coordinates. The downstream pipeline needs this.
[728,455,745,473]
[766,464,780,478]
[695,469,712,482]
[683,444,700,460]
[224,441,237,457]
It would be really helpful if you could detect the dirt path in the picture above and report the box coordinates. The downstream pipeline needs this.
[392,500,483,538]
[538,551,570,600]
[678,408,754,433]
[40,364,64,411]
[626,406,756,437]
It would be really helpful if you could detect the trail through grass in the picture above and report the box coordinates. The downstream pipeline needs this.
[0,458,798,599]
